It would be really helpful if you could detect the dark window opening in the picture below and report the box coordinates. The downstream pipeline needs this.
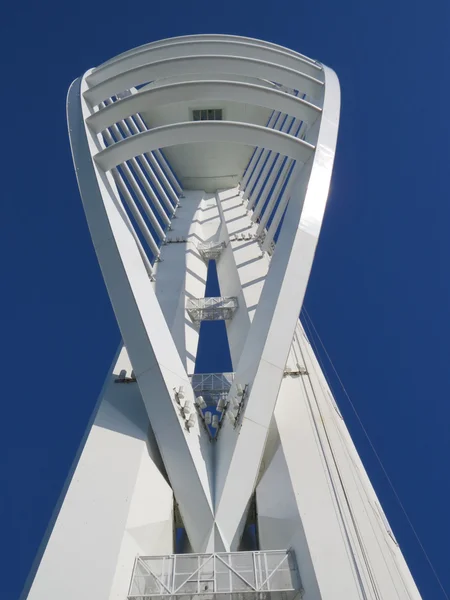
[193,109,223,121]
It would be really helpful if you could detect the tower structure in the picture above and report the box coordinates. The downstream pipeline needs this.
[24,35,422,600]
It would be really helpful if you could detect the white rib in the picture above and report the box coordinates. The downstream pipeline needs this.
[94,34,321,72]
[102,127,166,242]
[86,38,324,87]
[124,115,179,208]
[107,121,172,226]
[240,111,279,191]
[262,162,297,250]
[252,122,303,223]
[132,114,183,196]
[246,115,297,209]
[241,112,283,198]
[256,158,295,236]
[87,81,321,133]
[94,121,315,173]
[111,168,160,259]
[83,55,324,107]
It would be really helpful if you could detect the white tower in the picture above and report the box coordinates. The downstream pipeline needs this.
[24,35,422,600]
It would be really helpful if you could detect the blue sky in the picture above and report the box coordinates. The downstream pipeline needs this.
[1,1,450,599]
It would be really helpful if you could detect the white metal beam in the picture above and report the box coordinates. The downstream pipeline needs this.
[213,66,340,551]
[68,73,223,553]
[94,121,314,173]
[105,123,171,228]
[87,81,321,133]
[245,116,297,208]
[125,115,180,207]
[95,34,321,72]
[240,111,281,194]
[252,119,303,223]
[83,55,324,107]
[86,38,324,87]
[108,117,175,218]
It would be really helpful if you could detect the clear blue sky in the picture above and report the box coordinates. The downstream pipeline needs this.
[1,1,449,599]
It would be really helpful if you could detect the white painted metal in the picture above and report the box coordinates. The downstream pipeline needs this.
[95,34,321,72]
[102,126,168,240]
[23,34,422,600]
[111,166,161,258]
[83,55,324,107]
[108,116,175,219]
[86,39,323,86]
[252,121,302,225]
[87,82,320,134]
[243,112,283,201]
[128,550,301,600]
[26,346,174,600]
[245,114,297,207]
[240,111,279,191]
[94,121,315,172]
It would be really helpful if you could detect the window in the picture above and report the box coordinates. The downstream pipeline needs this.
[192,109,223,121]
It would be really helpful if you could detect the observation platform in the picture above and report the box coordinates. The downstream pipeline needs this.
[187,297,238,322]
[190,373,234,407]
[197,241,226,262]
[128,550,302,600]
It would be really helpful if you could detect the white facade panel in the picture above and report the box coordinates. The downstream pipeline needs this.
[26,347,173,600]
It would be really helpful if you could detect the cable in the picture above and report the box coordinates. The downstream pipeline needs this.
[301,307,450,600]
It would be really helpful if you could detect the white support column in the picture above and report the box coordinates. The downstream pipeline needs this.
[111,168,161,258]
[242,112,282,199]
[133,113,183,197]
[246,115,296,212]
[26,346,174,600]
[101,116,167,241]
[154,191,221,374]
[215,188,271,368]
[124,115,179,211]
[213,68,339,549]
[252,121,303,224]
[114,157,166,240]
[256,158,294,236]
[256,320,423,600]
[108,122,172,226]
[262,162,298,251]
[154,148,183,196]
[69,75,224,553]
[240,111,278,191]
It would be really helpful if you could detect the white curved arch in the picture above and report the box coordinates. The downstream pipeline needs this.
[94,120,314,172]
[87,39,323,86]
[87,80,321,134]
[84,55,324,106]
[96,33,321,71]
[213,64,341,550]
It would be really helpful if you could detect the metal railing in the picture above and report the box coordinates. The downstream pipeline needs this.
[128,550,302,600]
[186,297,238,322]
[197,241,226,262]
[190,373,234,405]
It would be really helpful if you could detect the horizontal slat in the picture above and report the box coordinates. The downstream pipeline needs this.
[87,39,323,86]
[84,55,324,107]
[94,121,315,172]
[87,80,320,133]
[93,34,321,73]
